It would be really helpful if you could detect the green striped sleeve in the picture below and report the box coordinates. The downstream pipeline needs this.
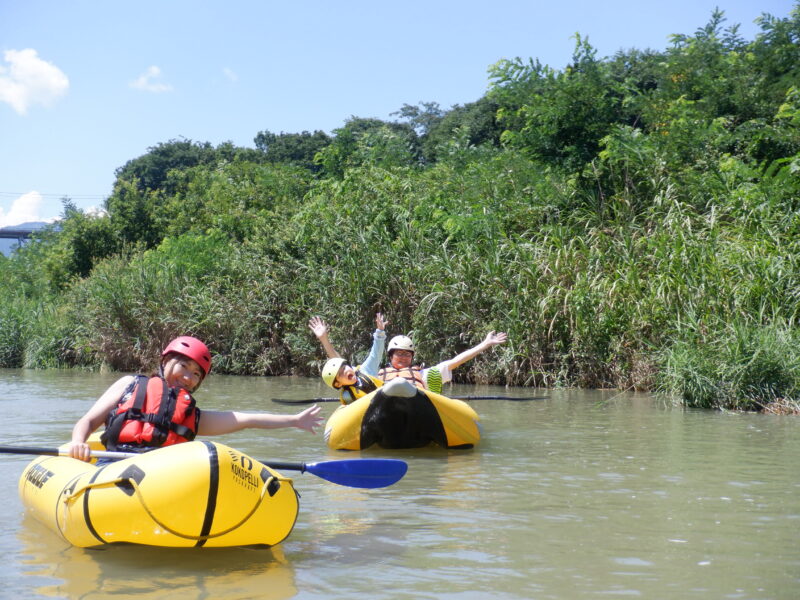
[426,367,443,394]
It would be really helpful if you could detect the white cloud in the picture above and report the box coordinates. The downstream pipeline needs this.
[223,67,238,82]
[129,65,173,93]
[0,191,58,227]
[85,205,107,218]
[0,49,69,115]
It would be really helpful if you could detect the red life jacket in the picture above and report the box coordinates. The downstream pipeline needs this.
[378,365,427,389]
[101,375,199,451]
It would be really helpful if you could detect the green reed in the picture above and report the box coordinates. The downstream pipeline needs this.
[2,144,797,411]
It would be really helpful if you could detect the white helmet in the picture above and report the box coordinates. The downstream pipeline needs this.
[387,335,415,354]
[322,357,346,389]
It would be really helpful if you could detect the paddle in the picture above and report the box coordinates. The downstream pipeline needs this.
[271,395,548,404]
[0,445,407,489]
[454,395,549,401]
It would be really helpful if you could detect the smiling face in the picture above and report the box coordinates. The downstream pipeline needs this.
[389,349,414,369]
[162,355,204,392]
[333,364,358,388]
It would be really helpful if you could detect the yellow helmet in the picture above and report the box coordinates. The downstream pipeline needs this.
[322,357,347,389]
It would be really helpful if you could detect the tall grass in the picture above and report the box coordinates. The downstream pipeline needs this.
[656,323,800,410]
[0,298,31,367]
[2,146,798,411]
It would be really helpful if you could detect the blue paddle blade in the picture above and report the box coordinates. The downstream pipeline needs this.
[303,458,408,489]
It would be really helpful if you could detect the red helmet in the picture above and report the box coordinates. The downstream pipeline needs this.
[161,336,212,377]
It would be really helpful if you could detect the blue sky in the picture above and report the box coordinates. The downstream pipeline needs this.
[0,0,794,226]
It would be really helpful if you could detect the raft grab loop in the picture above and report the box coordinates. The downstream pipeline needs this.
[61,473,293,541]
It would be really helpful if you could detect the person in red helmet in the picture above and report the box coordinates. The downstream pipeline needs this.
[65,336,323,462]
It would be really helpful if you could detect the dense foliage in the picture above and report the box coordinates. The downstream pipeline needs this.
[2,6,799,411]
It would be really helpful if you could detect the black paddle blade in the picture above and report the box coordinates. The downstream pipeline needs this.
[271,397,339,404]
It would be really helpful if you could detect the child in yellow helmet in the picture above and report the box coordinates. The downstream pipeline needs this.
[309,313,387,404]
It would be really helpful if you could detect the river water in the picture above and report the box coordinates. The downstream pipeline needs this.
[0,368,797,599]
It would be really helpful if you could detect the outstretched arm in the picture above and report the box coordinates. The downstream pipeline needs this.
[444,331,508,371]
[309,316,341,359]
[197,404,324,436]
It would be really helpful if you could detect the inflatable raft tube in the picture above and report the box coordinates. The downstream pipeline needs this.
[18,440,299,548]
[324,379,481,450]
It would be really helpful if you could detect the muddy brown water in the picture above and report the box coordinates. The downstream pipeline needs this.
[1,369,798,599]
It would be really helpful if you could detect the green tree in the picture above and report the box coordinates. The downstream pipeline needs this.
[752,6,800,100]
[315,117,420,177]
[639,8,800,167]
[105,179,165,249]
[659,10,751,120]
[391,101,445,136]
[489,35,628,171]
[253,130,332,172]
[422,97,502,163]
[114,139,220,194]
[159,160,312,242]
[18,199,117,291]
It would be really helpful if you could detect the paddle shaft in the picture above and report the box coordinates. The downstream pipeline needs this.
[271,395,548,404]
[107,452,315,475]
[456,395,549,401]
[0,445,305,468]
[0,445,407,488]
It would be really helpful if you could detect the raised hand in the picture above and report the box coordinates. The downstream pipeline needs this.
[308,316,329,339]
[483,331,508,347]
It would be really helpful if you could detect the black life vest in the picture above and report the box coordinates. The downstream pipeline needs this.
[340,371,381,404]
[101,375,199,452]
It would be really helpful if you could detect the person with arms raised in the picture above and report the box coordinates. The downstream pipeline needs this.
[379,331,508,393]
[308,313,387,404]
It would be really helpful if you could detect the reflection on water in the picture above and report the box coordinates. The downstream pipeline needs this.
[2,370,799,599]
[18,513,297,600]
